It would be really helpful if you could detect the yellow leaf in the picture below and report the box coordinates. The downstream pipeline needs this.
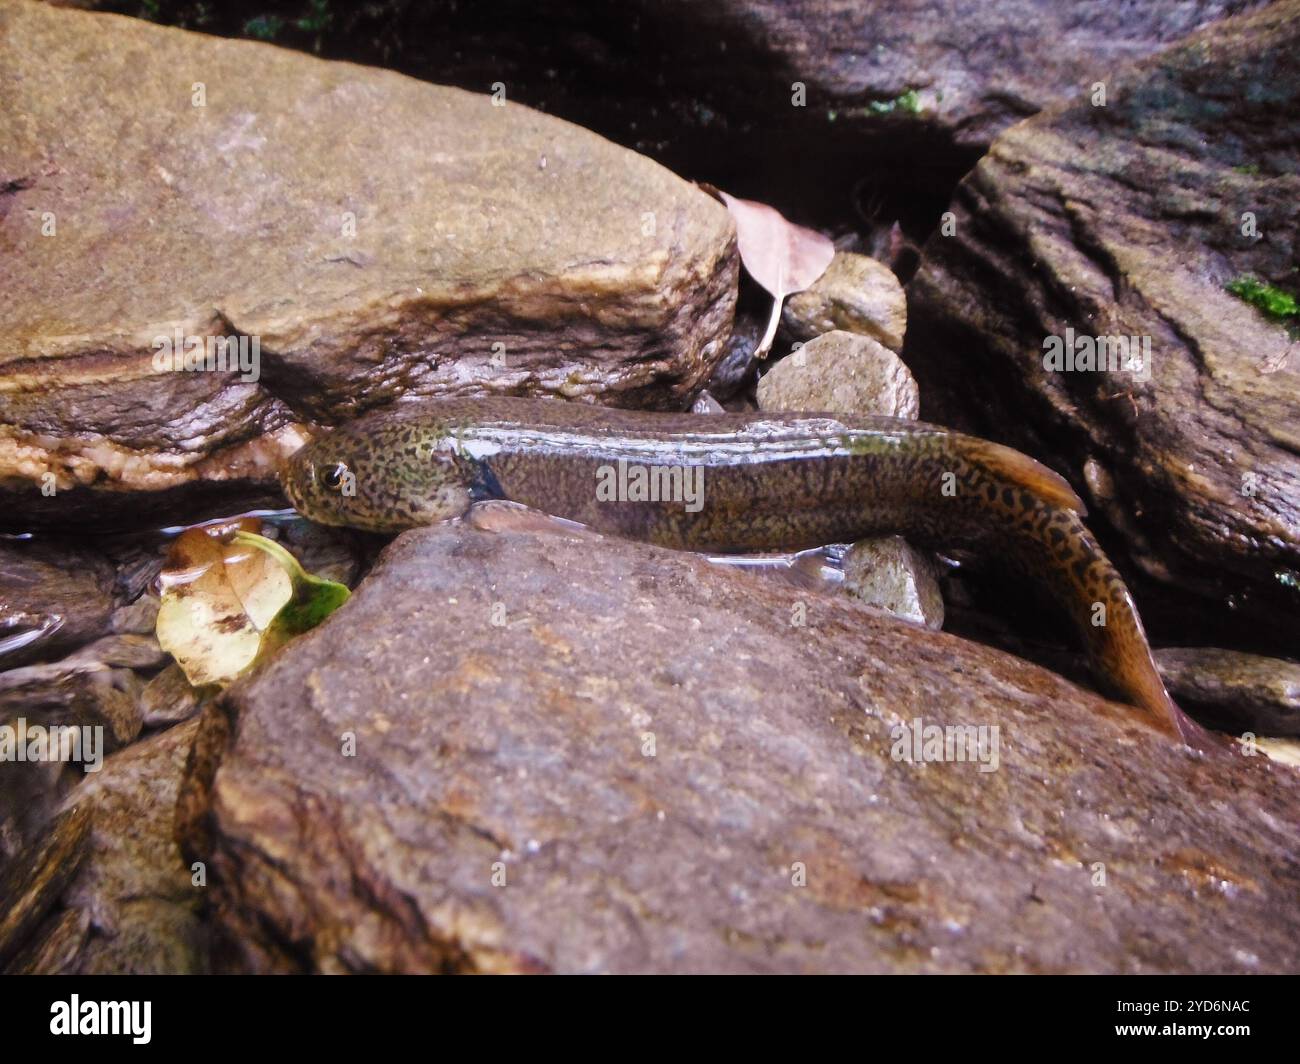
[155,525,292,686]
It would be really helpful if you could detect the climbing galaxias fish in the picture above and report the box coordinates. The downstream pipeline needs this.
[282,397,1207,747]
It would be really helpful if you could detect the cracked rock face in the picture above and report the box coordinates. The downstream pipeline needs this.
[906,0,1300,630]
[183,521,1300,973]
[0,1,737,529]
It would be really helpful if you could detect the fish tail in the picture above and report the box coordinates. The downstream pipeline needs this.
[933,435,1216,750]
[993,497,1214,749]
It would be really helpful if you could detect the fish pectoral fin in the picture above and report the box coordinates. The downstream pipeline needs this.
[466,500,598,540]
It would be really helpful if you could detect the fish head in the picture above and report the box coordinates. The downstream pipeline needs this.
[282,413,477,533]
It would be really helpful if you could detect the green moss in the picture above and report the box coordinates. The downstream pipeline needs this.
[295,0,333,34]
[1226,276,1299,322]
[867,89,922,115]
[1232,163,1260,175]
[243,14,285,40]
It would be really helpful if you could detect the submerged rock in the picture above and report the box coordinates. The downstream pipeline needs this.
[55,719,207,974]
[65,634,167,671]
[185,521,1300,973]
[907,1,1300,634]
[0,2,737,528]
[0,807,90,971]
[0,660,143,753]
[140,664,205,729]
[757,330,918,419]
[782,252,906,352]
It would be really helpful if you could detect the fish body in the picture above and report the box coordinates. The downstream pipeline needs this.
[282,397,1208,747]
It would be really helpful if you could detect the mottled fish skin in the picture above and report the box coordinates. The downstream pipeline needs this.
[282,397,1210,748]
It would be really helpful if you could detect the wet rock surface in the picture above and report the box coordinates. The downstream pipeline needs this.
[0,542,116,668]
[907,1,1300,634]
[0,1,737,528]
[0,656,144,870]
[0,718,211,974]
[186,521,1300,974]
[758,330,918,419]
[0,806,90,970]
[54,718,207,974]
[1155,648,1300,738]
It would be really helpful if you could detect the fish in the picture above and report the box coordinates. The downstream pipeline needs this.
[281,396,1214,749]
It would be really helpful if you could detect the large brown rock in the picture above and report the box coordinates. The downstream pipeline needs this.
[183,519,1300,974]
[906,1,1300,635]
[0,717,207,975]
[653,0,1269,151]
[0,0,737,528]
[91,1,1266,233]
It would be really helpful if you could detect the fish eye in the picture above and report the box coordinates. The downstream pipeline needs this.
[319,462,349,492]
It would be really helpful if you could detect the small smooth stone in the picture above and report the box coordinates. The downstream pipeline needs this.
[140,664,203,728]
[782,251,906,352]
[1154,647,1300,737]
[757,330,919,420]
[0,661,143,748]
[842,536,945,630]
[691,391,726,414]
[110,594,161,636]
[67,634,167,671]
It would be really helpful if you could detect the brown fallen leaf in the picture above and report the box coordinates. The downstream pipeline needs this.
[704,185,835,358]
